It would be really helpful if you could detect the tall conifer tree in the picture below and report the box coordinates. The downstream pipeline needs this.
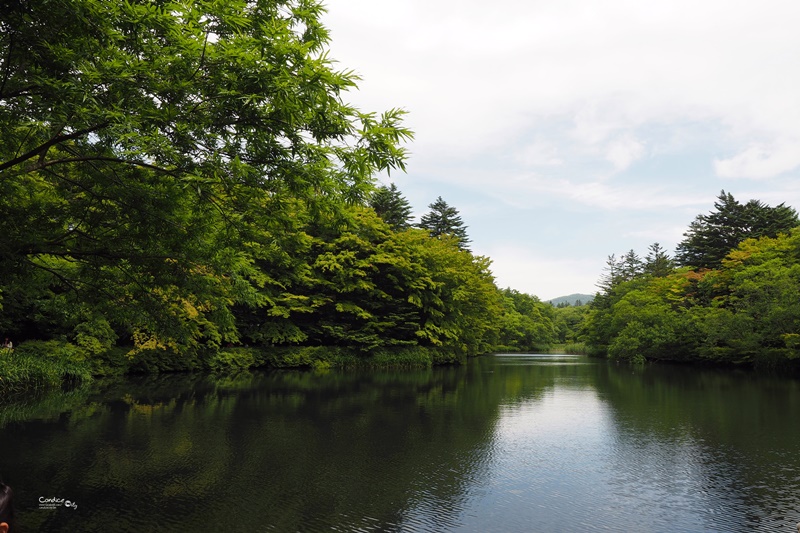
[418,196,471,251]
[675,191,799,268]
[644,243,673,277]
[370,184,413,231]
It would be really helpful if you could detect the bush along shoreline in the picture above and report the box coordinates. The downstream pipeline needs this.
[0,341,475,396]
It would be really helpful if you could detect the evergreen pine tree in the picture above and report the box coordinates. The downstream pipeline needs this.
[597,254,623,293]
[369,183,413,231]
[644,242,673,277]
[418,196,471,250]
[675,191,799,268]
[620,249,644,281]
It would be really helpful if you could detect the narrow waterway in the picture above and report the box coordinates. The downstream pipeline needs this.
[1,354,798,532]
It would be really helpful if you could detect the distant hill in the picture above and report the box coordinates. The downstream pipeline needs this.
[547,293,594,307]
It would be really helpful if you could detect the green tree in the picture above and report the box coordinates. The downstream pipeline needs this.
[418,196,471,251]
[0,0,411,350]
[693,231,800,364]
[675,191,798,269]
[496,289,555,351]
[408,233,500,355]
[234,202,504,357]
[586,229,800,367]
[620,249,644,280]
[292,207,424,350]
[587,196,800,368]
[644,242,674,277]
[369,183,413,231]
[551,305,588,343]
[597,254,624,293]
[605,274,698,363]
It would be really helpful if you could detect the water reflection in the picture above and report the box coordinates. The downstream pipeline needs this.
[1,366,504,532]
[594,362,800,532]
[0,355,798,532]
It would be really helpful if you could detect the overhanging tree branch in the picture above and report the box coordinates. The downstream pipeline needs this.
[30,155,175,175]
[0,122,110,173]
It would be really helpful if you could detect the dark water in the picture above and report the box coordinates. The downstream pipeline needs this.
[1,354,799,532]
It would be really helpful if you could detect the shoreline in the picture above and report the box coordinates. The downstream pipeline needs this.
[0,341,476,396]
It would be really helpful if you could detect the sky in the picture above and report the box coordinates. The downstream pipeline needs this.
[321,0,800,301]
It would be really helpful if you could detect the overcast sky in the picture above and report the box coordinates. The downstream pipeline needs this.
[322,0,800,301]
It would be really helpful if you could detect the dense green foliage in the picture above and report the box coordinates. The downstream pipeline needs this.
[551,304,588,344]
[586,193,800,368]
[0,0,554,390]
[234,204,507,356]
[495,289,556,352]
[0,0,410,350]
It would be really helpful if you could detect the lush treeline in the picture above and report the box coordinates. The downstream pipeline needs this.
[0,186,558,376]
[585,191,800,368]
[0,0,555,385]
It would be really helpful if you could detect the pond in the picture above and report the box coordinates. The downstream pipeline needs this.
[1,354,799,532]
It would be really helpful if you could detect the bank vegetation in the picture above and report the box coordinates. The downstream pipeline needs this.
[0,0,558,393]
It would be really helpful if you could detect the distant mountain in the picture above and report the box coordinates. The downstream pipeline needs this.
[546,293,594,307]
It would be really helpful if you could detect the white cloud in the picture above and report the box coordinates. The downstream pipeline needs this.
[322,0,800,294]
[605,136,645,171]
[516,139,563,167]
[483,173,708,212]
[327,0,800,158]
[714,141,800,179]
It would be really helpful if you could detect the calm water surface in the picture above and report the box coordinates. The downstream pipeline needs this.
[1,354,799,532]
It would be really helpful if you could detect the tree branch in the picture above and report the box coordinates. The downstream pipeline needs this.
[0,122,110,173]
[31,155,176,175]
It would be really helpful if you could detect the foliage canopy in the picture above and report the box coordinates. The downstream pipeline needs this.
[0,0,413,349]
[0,0,553,364]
